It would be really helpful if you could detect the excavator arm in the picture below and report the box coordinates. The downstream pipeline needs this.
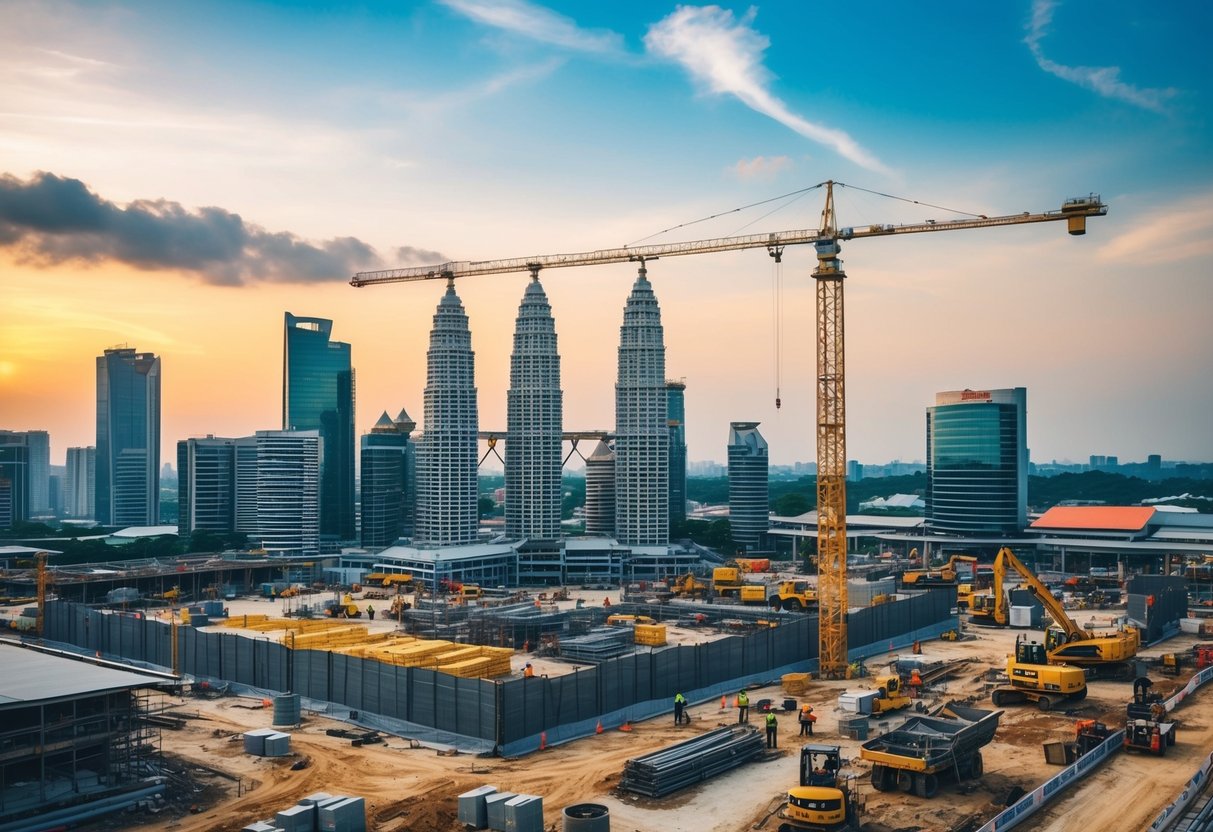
[993,548,1089,641]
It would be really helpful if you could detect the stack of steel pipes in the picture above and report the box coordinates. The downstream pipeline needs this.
[618,726,765,797]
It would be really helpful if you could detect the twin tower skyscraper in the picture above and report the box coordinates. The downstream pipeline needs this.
[417,267,670,548]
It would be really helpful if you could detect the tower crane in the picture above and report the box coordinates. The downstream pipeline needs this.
[351,182,1107,677]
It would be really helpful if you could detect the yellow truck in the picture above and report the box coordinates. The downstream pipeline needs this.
[862,704,1001,799]
[768,580,818,612]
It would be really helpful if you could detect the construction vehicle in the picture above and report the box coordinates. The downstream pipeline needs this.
[777,744,862,832]
[972,547,1139,677]
[388,595,411,617]
[1161,652,1183,676]
[956,583,976,611]
[870,674,911,714]
[325,593,362,618]
[769,580,818,612]
[352,186,1107,677]
[861,703,1001,798]
[712,563,746,596]
[735,557,771,573]
[1123,677,1176,755]
[901,555,978,588]
[366,572,415,589]
[607,614,656,626]
[991,635,1087,710]
[667,572,709,598]
[739,585,769,606]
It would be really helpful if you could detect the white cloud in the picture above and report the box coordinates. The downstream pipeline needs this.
[1097,192,1213,265]
[439,0,624,54]
[644,6,888,175]
[1025,0,1176,113]
[731,154,792,180]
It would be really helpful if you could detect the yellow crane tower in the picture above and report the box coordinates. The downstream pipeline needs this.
[351,182,1107,676]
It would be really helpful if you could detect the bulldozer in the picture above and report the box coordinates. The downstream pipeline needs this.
[991,635,1087,711]
[769,580,818,612]
[970,547,1139,677]
[778,744,862,832]
[325,593,362,618]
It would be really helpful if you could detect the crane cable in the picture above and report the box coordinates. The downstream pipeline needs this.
[836,183,988,219]
[627,183,824,247]
[771,246,784,410]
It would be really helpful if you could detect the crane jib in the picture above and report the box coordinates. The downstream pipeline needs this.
[349,199,1106,286]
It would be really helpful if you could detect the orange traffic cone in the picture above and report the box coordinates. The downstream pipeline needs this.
[619,720,633,732]
[720,695,727,710]
[732,695,738,708]
[596,721,604,735]
[539,731,547,750]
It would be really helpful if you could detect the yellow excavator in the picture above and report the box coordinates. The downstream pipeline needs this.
[992,635,1087,711]
[971,548,1139,677]
[778,744,862,832]
[901,554,978,588]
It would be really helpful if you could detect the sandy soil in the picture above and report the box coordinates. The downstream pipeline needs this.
[112,603,1213,832]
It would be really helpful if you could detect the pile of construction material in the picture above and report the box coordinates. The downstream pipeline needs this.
[781,672,811,695]
[243,728,291,757]
[220,616,514,678]
[242,792,365,832]
[458,786,544,832]
[557,627,636,663]
[634,623,666,646]
[619,726,765,797]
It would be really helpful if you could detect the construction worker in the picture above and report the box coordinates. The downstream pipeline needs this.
[737,689,750,723]
[765,711,778,749]
[799,705,816,736]
[366,605,375,620]
[909,667,923,698]
[524,662,535,678]
[673,692,687,726]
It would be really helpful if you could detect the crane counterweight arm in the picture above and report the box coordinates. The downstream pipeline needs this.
[350,195,1106,286]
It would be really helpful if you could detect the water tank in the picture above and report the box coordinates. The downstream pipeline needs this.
[562,804,610,832]
[273,693,302,727]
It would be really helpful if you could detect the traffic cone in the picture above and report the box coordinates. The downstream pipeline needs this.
[539,731,547,750]
[720,695,727,710]
[889,640,895,653]
[596,721,603,735]
[619,720,633,732]
[732,695,738,708]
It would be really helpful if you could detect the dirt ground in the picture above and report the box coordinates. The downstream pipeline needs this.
[111,604,1213,832]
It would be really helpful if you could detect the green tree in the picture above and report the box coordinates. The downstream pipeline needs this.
[773,493,812,517]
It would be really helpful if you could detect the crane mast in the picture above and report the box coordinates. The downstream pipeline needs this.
[351,182,1107,677]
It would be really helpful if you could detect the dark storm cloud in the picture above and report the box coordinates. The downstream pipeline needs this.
[0,172,441,285]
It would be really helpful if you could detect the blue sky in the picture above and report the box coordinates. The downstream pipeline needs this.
[2,0,1211,468]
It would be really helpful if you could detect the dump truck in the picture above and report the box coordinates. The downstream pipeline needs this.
[991,635,1087,710]
[778,744,863,832]
[769,580,818,612]
[713,563,746,596]
[739,585,768,606]
[861,703,1002,798]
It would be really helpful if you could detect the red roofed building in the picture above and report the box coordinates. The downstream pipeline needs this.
[1030,506,1158,539]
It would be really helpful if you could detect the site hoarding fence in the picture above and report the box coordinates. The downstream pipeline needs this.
[44,590,953,749]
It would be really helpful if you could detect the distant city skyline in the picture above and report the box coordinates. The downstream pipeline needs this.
[2,2,1210,472]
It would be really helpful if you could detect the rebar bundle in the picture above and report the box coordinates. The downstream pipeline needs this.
[618,726,765,797]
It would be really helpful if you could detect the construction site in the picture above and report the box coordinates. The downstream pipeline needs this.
[0,544,1211,832]
[5,188,1213,831]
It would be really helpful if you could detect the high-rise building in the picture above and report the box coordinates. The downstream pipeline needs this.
[96,347,161,526]
[415,281,479,546]
[506,277,563,541]
[253,430,321,556]
[360,410,416,548]
[283,313,355,544]
[728,422,769,552]
[926,387,1028,536]
[65,446,96,519]
[0,432,29,528]
[584,440,616,537]
[614,266,668,546]
[666,380,687,526]
[177,437,237,536]
[22,430,50,515]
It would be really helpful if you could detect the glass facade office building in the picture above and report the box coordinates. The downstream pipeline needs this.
[666,380,687,526]
[283,313,355,543]
[926,387,1028,536]
[96,348,160,526]
[360,410,415,548]
[728,422,769,551]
